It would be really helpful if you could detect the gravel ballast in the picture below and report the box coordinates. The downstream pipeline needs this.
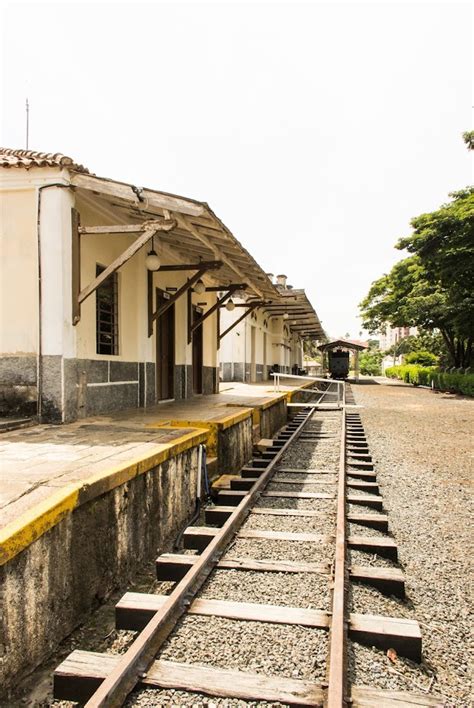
[255,495,336,511]
[266,481,335,494]
[348,582,414,618]
[348,548,401,569]
[158,615,329,681]
[198,568,330,609]
[348,641,436,694]
[244,511,335,534]
[224,537,334,563]
[352,378,473,704]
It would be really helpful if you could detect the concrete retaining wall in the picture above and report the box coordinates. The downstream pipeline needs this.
[259,398,287,439]
[217,416,253,475]
[0,445,200,696]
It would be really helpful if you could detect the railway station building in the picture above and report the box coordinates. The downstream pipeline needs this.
[219,274,325,383]
[0,148,279,423]
[0,149,329,693]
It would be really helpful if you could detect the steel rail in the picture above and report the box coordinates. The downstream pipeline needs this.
[327,382,347,707]
[83,407,316,708]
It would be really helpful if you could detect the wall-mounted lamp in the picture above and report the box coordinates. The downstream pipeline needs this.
[225,298,235,311]
[145,234,161,271]
[194,279,206,294]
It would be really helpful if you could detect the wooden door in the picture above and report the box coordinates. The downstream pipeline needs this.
[263,332,268,380]
[192,306,203,394]
[156,289,175,401]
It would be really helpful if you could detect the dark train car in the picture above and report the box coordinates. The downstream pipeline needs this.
[328,349,350,379]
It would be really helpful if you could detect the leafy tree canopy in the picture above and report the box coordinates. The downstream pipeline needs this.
[463,130,474,150]
[360,189,474,368]
[404,350,438,366]
[359,349,383,376]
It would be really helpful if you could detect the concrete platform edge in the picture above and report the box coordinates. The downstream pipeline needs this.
[0,427,208,567]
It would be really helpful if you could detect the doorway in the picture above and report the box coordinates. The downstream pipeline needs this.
[250,326,256,382]
[263,332,267,380]
[192,305,203,394]
[156,289,175,401]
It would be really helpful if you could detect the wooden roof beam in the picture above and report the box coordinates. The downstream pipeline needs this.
[178,215,264,299]
[71,173,205,217]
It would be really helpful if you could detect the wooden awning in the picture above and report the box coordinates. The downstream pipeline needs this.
[70,171,278,300]
[263,289,326,340]
[319,338,368,352]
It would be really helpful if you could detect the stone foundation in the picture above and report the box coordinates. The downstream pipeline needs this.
[0,355,38,417]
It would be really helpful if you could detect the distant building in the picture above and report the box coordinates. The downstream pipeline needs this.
[378,325,418,351]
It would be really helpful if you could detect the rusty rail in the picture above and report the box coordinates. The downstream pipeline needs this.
[327,383,347,706]
[82,408,316,707]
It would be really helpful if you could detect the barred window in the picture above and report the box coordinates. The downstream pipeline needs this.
[96,265,119,355]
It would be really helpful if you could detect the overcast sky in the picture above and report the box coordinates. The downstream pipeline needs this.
[1,0,472,339]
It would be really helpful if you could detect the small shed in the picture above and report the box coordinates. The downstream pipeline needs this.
[318,338,368,380]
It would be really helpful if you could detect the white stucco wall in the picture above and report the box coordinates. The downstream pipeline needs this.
[0,185,38,355]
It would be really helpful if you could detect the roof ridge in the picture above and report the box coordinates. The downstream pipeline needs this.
[0,147,89,173]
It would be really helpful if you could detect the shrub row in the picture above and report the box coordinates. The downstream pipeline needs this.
[385,365,474,396]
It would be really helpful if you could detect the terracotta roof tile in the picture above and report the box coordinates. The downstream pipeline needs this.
[0,148,89,173]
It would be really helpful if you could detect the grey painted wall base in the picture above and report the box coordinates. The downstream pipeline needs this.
[0,356,38,417]
[220,362,245,382]
[1,355,221,422]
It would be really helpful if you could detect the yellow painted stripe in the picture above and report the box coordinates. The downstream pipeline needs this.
[0,427,208,567]
[0,484,80,566]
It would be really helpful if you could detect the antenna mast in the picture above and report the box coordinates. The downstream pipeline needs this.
[25,98,29,149]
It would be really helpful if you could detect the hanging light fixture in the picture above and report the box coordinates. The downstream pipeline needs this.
[225,298,235,311]
[194,279,206,294]
[282,313,289,320]
[145,234,161,271]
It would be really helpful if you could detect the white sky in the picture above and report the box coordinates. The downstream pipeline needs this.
[1,0,472,339]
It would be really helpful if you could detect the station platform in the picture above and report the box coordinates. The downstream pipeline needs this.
[0,380,305,552]
[0,379,311,691]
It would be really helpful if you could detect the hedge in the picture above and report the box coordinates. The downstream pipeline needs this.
[385,365,474,396]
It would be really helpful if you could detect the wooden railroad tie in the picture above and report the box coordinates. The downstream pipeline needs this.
[348,534,398,561]
[182,526,333,550]
[347,512,388,531]
[350,565,405,598]
[347,481,379,494]
[347,460,375,470]
[112,594,421,661]
[350,685,441,706]
[347,493,383,510]
[54,653,326,706]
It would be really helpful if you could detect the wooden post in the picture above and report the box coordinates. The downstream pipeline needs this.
[354,350,360,381]
[71,208,81,325]
[147,270,154,337]
[219,304,259,344]
[189,286,241,343]
[153,269,207,323]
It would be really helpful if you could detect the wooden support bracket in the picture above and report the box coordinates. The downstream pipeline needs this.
[218,302,259,347]
[72,216,176,325]
[187,284,245,345]
[147,261,222,337]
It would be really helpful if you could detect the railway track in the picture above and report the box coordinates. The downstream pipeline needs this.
[54,384,440,707]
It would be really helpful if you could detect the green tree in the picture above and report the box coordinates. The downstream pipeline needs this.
[385,336,414,365]
[385,331,449,365]
[359,349,383,376]
[361,188,474,368]
[404,350,438,366]
[463,131,474,150]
